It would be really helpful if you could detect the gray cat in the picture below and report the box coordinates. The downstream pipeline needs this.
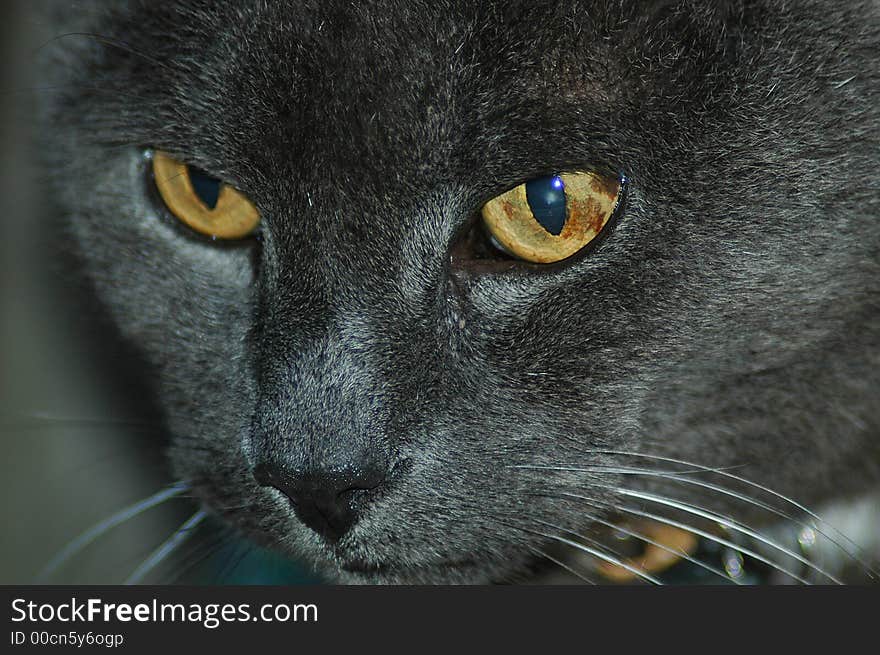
[35,0,880,583]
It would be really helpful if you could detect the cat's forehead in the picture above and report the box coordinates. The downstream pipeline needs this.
[152,2,611,161]
[65,0,736,200]
[86,1,724,186]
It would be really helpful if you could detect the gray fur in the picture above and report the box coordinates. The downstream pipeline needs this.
[36,0,880,583]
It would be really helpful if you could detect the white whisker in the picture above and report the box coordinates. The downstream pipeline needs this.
[527,546,596,584]
[125,510,207,585]
[585,448,877,577]
[537,489,813,583]
[523,462,863,569]
[596,498,813,583]
[532,521,663,585]
[508,463,726,476]
[600,466,872,574]
[575,507,740,584]
[36,481,190,583]
[615,488,843,583]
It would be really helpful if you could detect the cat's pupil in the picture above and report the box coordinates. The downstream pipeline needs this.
[525,175,566,235]
[188,166,222,210]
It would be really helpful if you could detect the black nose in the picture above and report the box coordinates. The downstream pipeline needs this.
[254,462,386,543]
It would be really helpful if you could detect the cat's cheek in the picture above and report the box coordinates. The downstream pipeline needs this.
[64,148,266,481]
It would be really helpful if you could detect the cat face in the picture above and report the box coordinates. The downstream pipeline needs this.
[40,0,880,583]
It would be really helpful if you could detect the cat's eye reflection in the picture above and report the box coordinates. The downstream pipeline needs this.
[151,151,260,240]
[480,171,622,264]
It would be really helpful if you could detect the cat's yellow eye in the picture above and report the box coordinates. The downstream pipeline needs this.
[480,171,621,264]
[152,151,260,239]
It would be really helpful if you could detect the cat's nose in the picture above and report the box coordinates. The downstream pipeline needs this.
[253,462,386,543]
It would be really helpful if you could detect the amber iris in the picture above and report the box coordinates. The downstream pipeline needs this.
[481,171,621,263]
[152,151,260,239]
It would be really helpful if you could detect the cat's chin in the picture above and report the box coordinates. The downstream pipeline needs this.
[330,559,505,585]
[299,544,535,585]
[327,550,585,585]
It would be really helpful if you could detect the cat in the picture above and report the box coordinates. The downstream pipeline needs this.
[33,0,880,584]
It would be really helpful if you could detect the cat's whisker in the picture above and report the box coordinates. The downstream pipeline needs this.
[614,488,842,584]
[523,488,815,584]
[600,466,875,577]
[573,506,740,584]
[508,463,730,477]
[124,509,207,585]
[529,521,663,585]
[579,448,876,576]
[512,461,868,574]
[583,465,804,517]
[568,495,814,584]
[36,481,191,583]
[526,545,596,584]
[517,485,737,583]
[551,445,878,580]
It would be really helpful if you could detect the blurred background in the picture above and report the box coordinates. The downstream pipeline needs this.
[0,1,318,586]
